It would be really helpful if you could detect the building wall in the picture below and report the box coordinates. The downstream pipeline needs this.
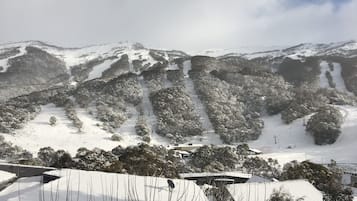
[351,175,357,187]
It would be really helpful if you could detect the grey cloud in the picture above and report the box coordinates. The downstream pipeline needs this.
[0,0,356,51]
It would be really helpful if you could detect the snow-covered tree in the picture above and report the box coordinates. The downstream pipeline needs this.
[49,116,57,126]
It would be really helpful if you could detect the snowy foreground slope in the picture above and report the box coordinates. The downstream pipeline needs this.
[0,169,208,201]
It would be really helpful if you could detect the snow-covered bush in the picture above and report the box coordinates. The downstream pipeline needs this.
[281,87,328,123]
[110,134,122,141]
[242,157,281,179]
[167,69,184,86]
[325,71,336,88]
[143,69,166,92]
[0,140,33,162]
[96,101,127,130]
[0,103,40,133]
[191,72,263,143]
[63,99,83,132]
[38,147,56,166]
[269,187,302,201]
[141,135,151,143]
[49,116,57,126]
[306,106,343,145]
[74,147,119,171]
[190,145,239,172]
[135,116,151,136]
[150,86,203,140]
[37,147,73,168]
[119,143,183,178]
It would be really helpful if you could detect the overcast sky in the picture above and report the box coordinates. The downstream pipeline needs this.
[0,0,356,51]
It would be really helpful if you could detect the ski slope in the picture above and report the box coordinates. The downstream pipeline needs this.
[138,76,169,145]
[248,105,357,165]
[1,104,120,156]
[319,61,351,93]
[182,60,222,144]
[86,58,119,80]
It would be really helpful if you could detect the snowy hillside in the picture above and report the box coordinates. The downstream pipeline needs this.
[1,40,357,169]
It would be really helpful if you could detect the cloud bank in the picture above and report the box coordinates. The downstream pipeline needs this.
[0,0,356,51]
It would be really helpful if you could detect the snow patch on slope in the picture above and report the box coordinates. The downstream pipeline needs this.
[319,61,331,88]
[115,106,141,145]
[86,58,119,80]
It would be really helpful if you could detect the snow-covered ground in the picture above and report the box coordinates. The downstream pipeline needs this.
[0,169,208,201]
[1,104,119,156]
[248,105,357,165]
[115,106,141,145]
[182,61,222,144]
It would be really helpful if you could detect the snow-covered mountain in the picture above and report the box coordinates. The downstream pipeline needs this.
[217,40,357,60]
[1,40,357,166]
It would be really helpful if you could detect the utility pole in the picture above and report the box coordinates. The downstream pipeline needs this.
[273,135,278,144]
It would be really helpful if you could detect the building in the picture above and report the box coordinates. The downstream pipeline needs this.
[226,180,323,201]
[169,143,204,152]
[247,148,263,155]
[342,170,357,187]
[180,171,252,186]
[0,169,209,201]
[0,162,55,177]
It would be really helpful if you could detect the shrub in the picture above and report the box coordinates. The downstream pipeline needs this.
[242,157,281,179]
[269,187,303,201]
[306,106,343,145]
[38,147,56,166]
[190,145,239,172]
[111,134,122,141]
[49,116,57,126]
[135,116,151,136]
